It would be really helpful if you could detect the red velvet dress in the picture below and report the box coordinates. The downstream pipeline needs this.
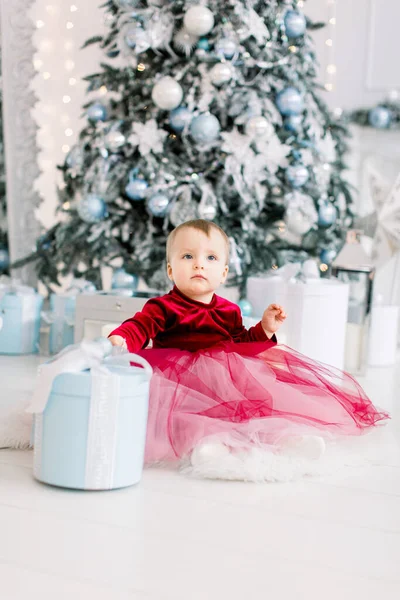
[110,286,388,471]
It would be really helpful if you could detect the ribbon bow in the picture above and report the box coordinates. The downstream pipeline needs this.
[28,337,153,415]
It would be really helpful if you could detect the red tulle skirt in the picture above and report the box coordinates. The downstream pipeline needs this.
[137,341,389,469]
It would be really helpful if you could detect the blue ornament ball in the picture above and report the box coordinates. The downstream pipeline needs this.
[318,202,337,228]
[111,268,138,290]
[147,193,170,217]
[197,37,210,51]
[284,114,303,132]
[286,164,309,188]
[169,106,193,133]
[107,49,119,58]
[284,9,307,38]
[0,248,10,271]
[77,194,108,223]
[37,234,51,251]
[368,106,391,129]
[238,299,253,317]
[215,38,237,59]
[66,145,84,169]
[190,113,221,144]
[320,248,337,265]
[87,102,108,123]
[125,177,148,201]
[276,87,304,116]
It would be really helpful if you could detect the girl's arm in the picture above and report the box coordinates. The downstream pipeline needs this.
[108,298,168,352]
[231,307,277,344]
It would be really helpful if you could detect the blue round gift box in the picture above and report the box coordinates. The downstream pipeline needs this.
[33,365,150,491]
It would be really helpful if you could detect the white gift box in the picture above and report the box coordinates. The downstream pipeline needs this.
[30,340,152,490]
[367,305,399,367]
[0,288,43,355]
[247,274,288,318]
[285,280,349,369]
[247,266,349,369]
[74,290,162,343]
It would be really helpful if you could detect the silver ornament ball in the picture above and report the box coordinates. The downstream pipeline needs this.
[210,62,233,86]
[215,38,237,59]
[245,116,272,138]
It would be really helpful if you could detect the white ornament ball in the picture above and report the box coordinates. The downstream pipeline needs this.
[152,77,183,110]
[105,130,126,152]
[198,203,217,220]
[245,116,272,138]
[184,5,215,36]
[210,62,234,86]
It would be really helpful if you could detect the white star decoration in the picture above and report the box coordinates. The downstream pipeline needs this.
[256,133,291,175]
[128,119,168,156]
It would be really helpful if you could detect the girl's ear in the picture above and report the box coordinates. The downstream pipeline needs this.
[167,263,174,282]
[220,265,229,283]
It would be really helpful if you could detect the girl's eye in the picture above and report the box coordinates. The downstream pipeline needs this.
[183,254,192,259]
[207,255,217,261]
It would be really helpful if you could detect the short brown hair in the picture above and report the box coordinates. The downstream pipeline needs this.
[166,219,230,263]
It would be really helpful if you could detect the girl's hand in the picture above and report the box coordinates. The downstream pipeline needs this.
[108,335,128,349]
[261,304,287,337]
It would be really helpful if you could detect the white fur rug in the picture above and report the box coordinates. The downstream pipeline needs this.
[1,387,398,482]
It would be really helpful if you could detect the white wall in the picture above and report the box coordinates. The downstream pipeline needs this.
[31,0,104,228]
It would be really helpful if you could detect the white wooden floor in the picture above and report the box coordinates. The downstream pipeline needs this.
[1,353,400,600]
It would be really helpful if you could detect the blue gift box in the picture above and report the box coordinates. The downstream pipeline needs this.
[32,359,151,490]
[48,294,76,355]
[0,292,43,355]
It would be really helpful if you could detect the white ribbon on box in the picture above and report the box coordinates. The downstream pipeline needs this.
[28,338,153,490]
[0,276,41,352]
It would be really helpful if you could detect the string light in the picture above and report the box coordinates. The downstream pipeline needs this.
[320,263,329,272]
[65,59,75,71]
[69,77,77,86]
[36,20,45,28]
[63,95,71,103]
[64,41,74,51]
[137,63,146,71]
[324,0,337,92]
[34,58,43,69]
[66,21,74,29]
[70,5,78,11]
[62,145,70,154]
[43,72,51,80]
[65,128,74,137]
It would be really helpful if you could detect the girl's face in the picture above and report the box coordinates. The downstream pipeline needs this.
[167,227,229,302]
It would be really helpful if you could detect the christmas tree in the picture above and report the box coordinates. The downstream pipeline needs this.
[0,47,10,275]
[24,0,353,290]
